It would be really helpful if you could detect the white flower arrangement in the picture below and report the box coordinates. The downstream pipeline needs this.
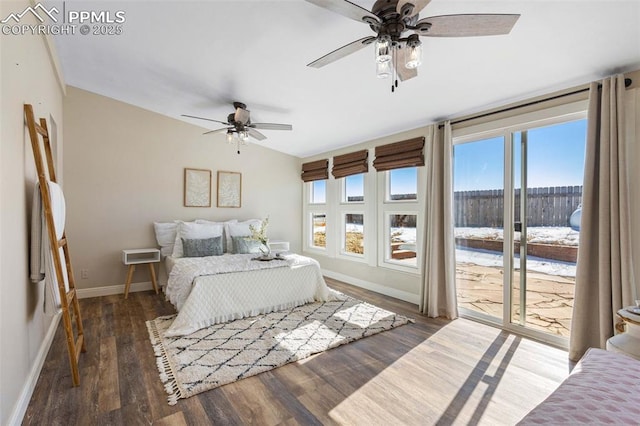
[249,217,270,253]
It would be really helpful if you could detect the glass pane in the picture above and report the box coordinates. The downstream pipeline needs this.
[310,180,326,204]
[344,174,364,202]
[388,167,417,201]
[312,213,326,248]
[454,136,505,321]
[510,119,586,337]
[388,214,417,266]
[344,213,364,255]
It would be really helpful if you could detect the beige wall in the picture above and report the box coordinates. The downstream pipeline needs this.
[0,2,65,423]
[63,87,301,291]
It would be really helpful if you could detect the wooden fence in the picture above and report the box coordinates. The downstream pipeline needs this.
[454,186,582,227]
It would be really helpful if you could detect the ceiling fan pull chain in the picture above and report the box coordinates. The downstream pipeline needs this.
[391,46,396,92]
[393,46,399,92]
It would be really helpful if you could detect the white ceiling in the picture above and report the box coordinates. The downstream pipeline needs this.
[49,0,640,158]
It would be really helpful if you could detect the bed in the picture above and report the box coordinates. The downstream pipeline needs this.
[154,218,336,337]
[518,348,640,424]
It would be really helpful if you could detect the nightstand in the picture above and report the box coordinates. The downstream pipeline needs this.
[606,307,640,360]
[268,241,290,255]
[122,248,160,298]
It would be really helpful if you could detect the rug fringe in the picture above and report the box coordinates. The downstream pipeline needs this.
[146,318,183,406]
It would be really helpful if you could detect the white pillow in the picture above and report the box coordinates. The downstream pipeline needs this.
[153,222,178,257]
[227,219,262,237]
[198,219,237,253]
[172,221,223,258]
[227,219,262,253]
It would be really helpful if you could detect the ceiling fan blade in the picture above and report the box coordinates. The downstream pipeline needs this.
[396,0,431,18]
[308,36,376,68]
[250,123,293,131]
[202,128,232,136]
[182,114,229,125]
[234,107,251,125]
[416,14,520,37]
[247,128,267,141]
[396,62,418,82]
[304,0,380,25]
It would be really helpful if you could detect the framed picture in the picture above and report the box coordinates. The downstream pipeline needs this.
[217,171,242,208]
[184,168,212,207]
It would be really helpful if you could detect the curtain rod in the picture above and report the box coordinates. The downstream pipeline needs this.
[439,78,633,129]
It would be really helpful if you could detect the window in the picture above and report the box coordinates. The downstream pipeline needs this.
[379,166,422,273]
[310,180,326,204]
[387,167,417,201]
[343,174,364,203]
[311,213,326,249]
[302,142,423,273]
[386,214,417,266]
[343,213,364,256]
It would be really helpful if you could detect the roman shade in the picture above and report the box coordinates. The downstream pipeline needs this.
[373,137,425,171]
[301,159,329,182]
[332,150,368,178]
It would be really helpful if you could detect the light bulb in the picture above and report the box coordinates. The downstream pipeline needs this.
[375,38,391,63]
[405,35,422,69]
[226,131,234,143]
[241,131,249,142]
[376,60,391,79]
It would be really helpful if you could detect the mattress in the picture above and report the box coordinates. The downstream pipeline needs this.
[163,253,335,336]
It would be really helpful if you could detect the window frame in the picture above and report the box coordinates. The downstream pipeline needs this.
[309,180,327,205]
[339,211,366,260]
[341,173,365,204]
[385,167,419,203]
[378,165,424,274]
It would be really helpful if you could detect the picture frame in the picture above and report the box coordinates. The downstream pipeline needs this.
[217,171,242,208]
[184,168,212,207]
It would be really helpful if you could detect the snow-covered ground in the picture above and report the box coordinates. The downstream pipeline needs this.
[456,248,576,277]
[455,226,579,246]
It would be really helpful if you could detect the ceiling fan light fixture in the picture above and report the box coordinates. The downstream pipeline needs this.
[376,59,391,79]
[226,130,234,143]
[375,37,391,63]
[405,35,422,69]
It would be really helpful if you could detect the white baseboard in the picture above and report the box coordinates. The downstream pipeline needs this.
[76,281,161,299]
[321,269,420,305]
[8,312,61,426]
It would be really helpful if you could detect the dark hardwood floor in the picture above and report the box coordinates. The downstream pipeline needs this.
[23,278,571,425]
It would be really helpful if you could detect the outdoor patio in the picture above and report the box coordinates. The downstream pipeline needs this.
[456,261,574,337]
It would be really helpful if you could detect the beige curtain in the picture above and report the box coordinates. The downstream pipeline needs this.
[569,75,635,361]
[420,122,457,318]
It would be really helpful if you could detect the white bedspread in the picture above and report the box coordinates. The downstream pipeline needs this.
[164,253,335,336]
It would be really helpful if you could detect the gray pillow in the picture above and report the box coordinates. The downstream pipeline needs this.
[181,236,223,257]
[232,236,262,254]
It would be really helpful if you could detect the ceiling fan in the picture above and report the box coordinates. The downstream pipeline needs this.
[182,102,293,153]
[305,0,520,91]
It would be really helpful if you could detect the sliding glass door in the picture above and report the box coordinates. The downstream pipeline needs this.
[453,113,587,344]
[453,136,505,323]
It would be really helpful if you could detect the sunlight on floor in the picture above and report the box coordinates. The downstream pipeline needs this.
[328,319,570,425]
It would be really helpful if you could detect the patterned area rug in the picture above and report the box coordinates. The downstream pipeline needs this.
[146,294,413,405]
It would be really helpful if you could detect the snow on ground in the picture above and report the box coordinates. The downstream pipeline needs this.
[456,248,576,277]
[455,227,579,246]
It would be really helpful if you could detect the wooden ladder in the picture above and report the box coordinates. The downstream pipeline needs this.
[24,104,86,386]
